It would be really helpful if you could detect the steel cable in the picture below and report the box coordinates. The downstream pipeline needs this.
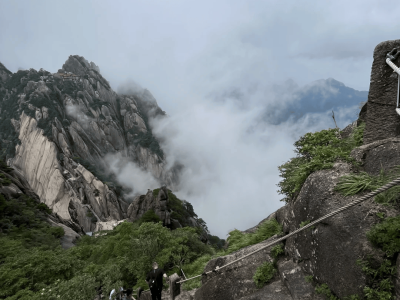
[177,177,400,284]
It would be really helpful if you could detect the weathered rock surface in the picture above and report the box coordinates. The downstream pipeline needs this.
[175,288,198,300]
[364,39,400,144]
[351,136,400,175]
[127,187,207,239]
[9,112,126,232]
[0,55,179,232]
[194,236,281,300]
[0,62,12,83]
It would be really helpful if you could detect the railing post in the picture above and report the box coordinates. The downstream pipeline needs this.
[169,273,181,300]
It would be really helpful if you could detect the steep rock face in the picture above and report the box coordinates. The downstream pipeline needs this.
[10,112,125,232]
[192,236,320,300]
[276,162,388,298]
[0,62,12,83]
[0,55,179,231]
[364,39,400,144]
[127,187,171,225]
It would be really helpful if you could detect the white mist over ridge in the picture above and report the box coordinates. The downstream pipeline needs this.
[148,79,361,238]
[105,153,160,197]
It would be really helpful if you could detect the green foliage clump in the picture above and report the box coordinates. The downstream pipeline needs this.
[0,172,12,186]
[168,191,200,229]
[315,283,340,300]
[367,216,400,257]
[253,262,276,288]
[252,243,284,288]
[335,168,400,205]
[270,244,284,259]
[356,259,395,300]
[180,254,215,291]
[138,209,161,224]
[153,188,160,197]
[207,234,226,250]
[299,220,311,227]
[353,214,400,299]
[335,170,388,197]
[304,276,360,300]
[227,219,282,253]
[278,123,365,202]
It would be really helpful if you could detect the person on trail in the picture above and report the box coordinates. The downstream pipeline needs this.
[146,262,168,300]
[109,287,124,300]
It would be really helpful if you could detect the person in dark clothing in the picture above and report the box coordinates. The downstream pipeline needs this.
[146,262,168,300]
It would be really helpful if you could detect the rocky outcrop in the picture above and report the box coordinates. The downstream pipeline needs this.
[364,39,400,144]
[0,62,12,83]
[0,55,179,232]
[127,187,171,225]
[10,112,125,232]
[194,236,287,300]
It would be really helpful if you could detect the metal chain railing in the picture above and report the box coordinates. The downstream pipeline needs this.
[177,177,400,285]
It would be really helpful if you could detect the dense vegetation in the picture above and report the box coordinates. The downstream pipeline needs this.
[277,123,365,203]
[0,156,283,299]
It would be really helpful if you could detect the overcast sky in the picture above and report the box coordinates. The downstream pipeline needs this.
[1,0,400,237]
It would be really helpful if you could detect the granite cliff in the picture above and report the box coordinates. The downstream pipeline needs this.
[0,55,182,233]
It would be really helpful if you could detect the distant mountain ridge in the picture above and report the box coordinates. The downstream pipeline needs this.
[264,77,368,125]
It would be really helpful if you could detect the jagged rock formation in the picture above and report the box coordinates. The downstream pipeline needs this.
[0,55,178,232]
[127,186,209,241]
[364,39,400,144]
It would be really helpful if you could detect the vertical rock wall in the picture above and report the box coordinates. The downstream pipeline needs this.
[364,39,400,144]
[10,112,125,232]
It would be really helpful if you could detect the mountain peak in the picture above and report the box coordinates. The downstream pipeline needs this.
[326,77,344,87]
[0,62,12,83]
[61,55,101,76]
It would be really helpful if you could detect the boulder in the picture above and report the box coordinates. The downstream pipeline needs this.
[236,280,292,300]
[351,137,400,175]
[282,162,386,299]
[194,236,280,300]
[364,39,400,144]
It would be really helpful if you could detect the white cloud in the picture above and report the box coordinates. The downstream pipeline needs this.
[105,153,160,196]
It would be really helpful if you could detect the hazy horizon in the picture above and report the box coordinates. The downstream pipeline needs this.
[1,0,397,237]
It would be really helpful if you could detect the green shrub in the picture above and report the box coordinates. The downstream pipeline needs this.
[227,219,282,253]
[335,166,400,206]
[278,124,365,202]
[355,215,400,299]
[0,172,12,186]
[305,275,314,283]
[138,209,161,224]
[153,188,160,197]
[48,226,65,238]
[367,216,400,257]
[315,283,339,300]
[270,244,284,259]
[253,262,276,288]
[299,220,311,228]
